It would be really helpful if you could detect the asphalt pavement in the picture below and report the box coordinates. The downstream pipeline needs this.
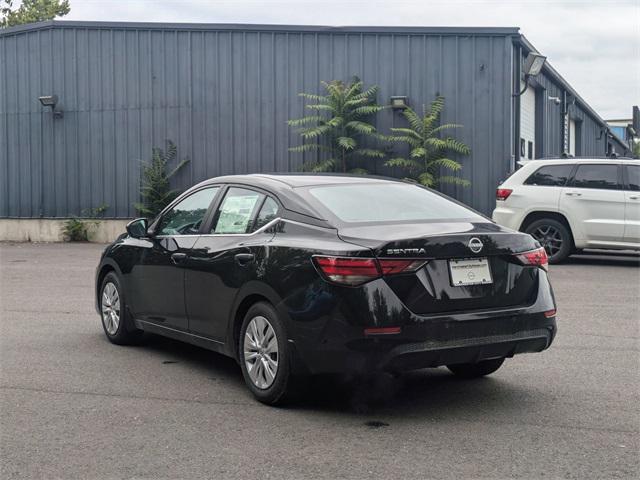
[1,242,638,479]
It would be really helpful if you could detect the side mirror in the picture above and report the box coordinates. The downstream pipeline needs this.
[126,218,149,239]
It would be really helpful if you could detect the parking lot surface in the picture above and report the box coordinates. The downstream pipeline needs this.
[1,242,639,479]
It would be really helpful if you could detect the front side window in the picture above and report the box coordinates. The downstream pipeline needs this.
[306,183,482,224]
[524,164,574,187]
[212,187,263,234]
[626,165,640,191]
[572,164,619,190]
[156,187,219,236]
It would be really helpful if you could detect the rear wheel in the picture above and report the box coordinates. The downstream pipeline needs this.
[239,302,297,405]
[447,358,505,379]
[99,272,142,345]
[524,218,573,264]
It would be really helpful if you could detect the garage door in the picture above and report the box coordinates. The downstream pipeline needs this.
[520,83,536,160]
[569,118,576,156]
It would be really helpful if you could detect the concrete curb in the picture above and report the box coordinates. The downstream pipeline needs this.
[0,219,131,243]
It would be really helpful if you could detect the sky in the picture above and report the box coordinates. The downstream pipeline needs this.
[62,0,639,119]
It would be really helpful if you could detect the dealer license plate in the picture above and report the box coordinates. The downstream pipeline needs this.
[449,258,493,286]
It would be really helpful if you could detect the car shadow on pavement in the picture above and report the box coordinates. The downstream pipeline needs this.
[564,252,640,267]
[289,369,541,419]
[133,332,539,417]
[138,333,245,386]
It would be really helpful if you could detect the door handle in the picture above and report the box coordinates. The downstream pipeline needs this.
[565,191,582,197]
[171,252,188,265]
[234,253,255,266]
[629,195,639,200]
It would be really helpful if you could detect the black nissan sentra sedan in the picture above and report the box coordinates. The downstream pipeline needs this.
[96,174,557,404]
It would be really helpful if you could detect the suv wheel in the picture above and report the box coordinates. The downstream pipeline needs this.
[525,218,573,264]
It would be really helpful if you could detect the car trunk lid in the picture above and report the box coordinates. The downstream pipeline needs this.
[338,220,541,315]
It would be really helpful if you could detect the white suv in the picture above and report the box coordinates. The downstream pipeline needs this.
[492,158,640,263]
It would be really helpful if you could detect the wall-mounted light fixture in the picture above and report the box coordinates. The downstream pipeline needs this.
[523,52,546,77]
[390,96,409,110]
[514,52,547,97]
[38,95,63,119]
[548,96,561,105]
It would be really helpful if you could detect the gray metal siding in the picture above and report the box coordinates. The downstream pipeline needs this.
[518,49,626,160]
[0,24,515,218]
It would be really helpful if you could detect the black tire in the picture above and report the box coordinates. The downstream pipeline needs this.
[447,358,505,379]
[238,302,298,405]
[524,218,573,264]
[99,272,143,345]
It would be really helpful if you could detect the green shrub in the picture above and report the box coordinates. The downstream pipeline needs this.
[62,205,108,242]
[385,96,471,188]
[288,77,386,173]
[134,140,190,218]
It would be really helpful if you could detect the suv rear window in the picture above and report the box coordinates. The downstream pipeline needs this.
[524,164,573,186]
[307,183,482,223]
[572,164,619,190]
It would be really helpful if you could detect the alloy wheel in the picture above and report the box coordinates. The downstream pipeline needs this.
[531,225,563,257]
[243,315,279,389]
[101,282,121,335]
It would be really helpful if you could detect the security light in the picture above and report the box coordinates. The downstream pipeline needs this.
[38,95,58,107]
[513,52,547,97]
[523,52,546,77]
[390,96,408,110]
[38,95,63,119]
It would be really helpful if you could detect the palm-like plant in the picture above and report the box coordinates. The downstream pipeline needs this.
[385,96,471,188]
[288,77,386,173]
[134,140,190,218]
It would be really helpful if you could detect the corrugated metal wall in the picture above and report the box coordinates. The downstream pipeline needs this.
[4,23,623,220]
[514,38,629,159]
[532,70,610,158]
[0,23,516,218]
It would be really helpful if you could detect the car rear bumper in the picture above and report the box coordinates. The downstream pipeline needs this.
[291,312,556,375]
[286,271,557,375]
[492,206,525,231]
[379,324,554,371]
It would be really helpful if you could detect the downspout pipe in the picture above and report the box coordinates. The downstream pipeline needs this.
[513,43,522,165]
[561,90,567,155]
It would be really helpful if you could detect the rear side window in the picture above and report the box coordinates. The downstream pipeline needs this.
[571,164,619,190]
[212,187,263,234]
[307,183,482,223]
[524,165,573,186]
[253,197,279,230]
[626,165,640,191]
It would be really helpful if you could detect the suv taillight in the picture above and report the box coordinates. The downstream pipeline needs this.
[312,256,426,286]
[515,247,548,271]
[496,188,513,201]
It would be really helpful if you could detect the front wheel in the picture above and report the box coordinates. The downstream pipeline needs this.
[239,302,297,405]
[99,272,143,345]
[447,358,505,378]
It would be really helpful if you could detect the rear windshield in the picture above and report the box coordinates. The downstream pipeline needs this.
[307,183,482,223]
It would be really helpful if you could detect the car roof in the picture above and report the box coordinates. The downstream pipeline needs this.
[188,173,406,223]
[519,158,640,167]
[200,173,403,188]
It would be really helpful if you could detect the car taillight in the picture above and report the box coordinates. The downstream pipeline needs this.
[378,259,426,275]
[364,326,402,336]
[515,247,548,271]
[496,188,512,201]
[313,256,426,286]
